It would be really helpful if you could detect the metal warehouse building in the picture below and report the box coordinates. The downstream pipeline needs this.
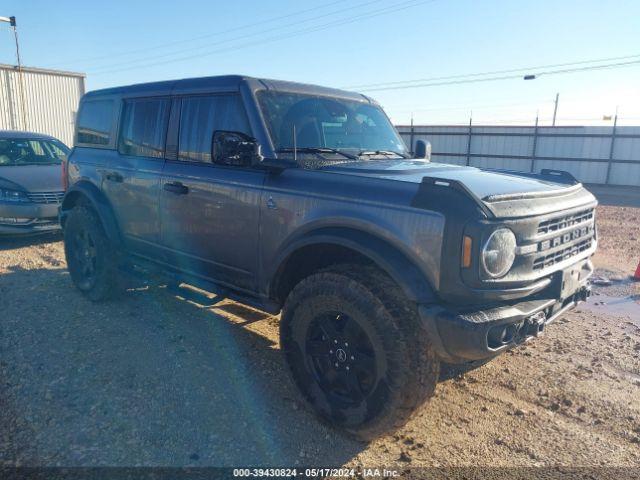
[0,64,85,146]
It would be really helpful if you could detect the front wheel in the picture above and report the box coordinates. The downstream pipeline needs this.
[63,206,119,302]
[280,264,440,440]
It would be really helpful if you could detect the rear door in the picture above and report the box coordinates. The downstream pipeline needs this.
[103,97,170,258]
[159,94,265,291]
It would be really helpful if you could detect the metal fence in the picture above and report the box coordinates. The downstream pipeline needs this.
[396,124,640,186]
[0,64,85,146]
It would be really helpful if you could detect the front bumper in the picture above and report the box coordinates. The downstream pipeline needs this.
[420,261,593,363]
[0,202,60,235]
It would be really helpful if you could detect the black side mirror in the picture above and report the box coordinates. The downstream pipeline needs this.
[212,131,263,166]
[415,140,432,161]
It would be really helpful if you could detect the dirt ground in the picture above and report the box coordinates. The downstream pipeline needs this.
[0,205,639,472]
[593,205,640,275]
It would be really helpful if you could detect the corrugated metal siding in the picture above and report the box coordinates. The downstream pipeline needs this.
[397,125,640,186]
[0,65,85,146]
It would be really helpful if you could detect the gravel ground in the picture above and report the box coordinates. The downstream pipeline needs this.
[1,205,639,469]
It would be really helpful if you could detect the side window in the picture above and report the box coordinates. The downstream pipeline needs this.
[28,140,44,156]
[77,100,114,146]
[178,94,251,164]
[118,98,170,158]
[48,141,70,158]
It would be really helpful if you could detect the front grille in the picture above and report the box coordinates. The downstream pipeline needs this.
[26,191,64,204]
[537,208,594,235]
[32,218,58,225]
[532,208,596,271]
[0,217,58,227]
[533,237,594,270]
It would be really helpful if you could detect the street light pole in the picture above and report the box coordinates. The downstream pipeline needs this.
[523,74,560,127]
[0,15,28,130]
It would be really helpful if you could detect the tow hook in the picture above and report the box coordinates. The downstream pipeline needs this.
[579,286,591,302]
[525,311,547,338]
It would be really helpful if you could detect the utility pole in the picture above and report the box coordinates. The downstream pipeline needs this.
[465,111,473,166]
[552,92,559,127]
[0,15,28,130]
[604,106,619,185]
[409,113,415,156]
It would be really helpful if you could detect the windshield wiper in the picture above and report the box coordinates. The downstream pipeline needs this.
[356,150,408,159]
[276,147,357,160]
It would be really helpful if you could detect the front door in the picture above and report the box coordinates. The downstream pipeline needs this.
[159,94,265,291]
[104,97,170,258]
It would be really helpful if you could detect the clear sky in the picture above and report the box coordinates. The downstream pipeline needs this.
[1,0,639,126]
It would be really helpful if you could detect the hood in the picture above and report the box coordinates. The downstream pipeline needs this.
[0,164,63,192]
[321,160,597,218]
[321,160,570,198]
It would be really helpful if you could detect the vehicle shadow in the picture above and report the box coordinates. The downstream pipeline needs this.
[0,231,62,251]
[439,360,492,381]
[0,266,365,467]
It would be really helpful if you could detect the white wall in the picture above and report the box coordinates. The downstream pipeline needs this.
[397,124,640,186]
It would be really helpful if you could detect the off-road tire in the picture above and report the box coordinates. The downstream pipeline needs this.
[280,264,440,440]
[63,205,119,302]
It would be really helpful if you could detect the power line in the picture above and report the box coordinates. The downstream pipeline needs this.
[396,109,640,125]
[536,59,640,77]
[90,0,433,75]
[357,58,640,92]
[342,52,640,90]
[42,0,349,68]
[70,0,388,72]
[90,0,436,75]
[388,98,553,114]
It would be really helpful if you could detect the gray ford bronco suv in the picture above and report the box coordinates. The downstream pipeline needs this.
[60,75,596,439]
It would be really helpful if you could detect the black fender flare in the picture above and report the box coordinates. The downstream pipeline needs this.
[269,227,438,305]
[60,181,122,247]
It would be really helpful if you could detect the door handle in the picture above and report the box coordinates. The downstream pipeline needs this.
[163,181,189,195]
[104,171,123,183]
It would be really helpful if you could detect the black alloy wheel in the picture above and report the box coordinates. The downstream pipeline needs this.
[305,312,378,407]
[70,227,98,289]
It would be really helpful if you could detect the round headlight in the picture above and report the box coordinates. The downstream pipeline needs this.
[481,228,516,278]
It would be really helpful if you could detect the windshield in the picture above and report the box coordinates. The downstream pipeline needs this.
[257,91,407,157]
[0,138,69,166]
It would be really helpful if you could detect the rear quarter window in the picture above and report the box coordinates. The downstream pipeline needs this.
[76,99,115,147]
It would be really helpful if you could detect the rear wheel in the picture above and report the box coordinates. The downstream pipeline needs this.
[280,264,440,440]
[63,206,119,301]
